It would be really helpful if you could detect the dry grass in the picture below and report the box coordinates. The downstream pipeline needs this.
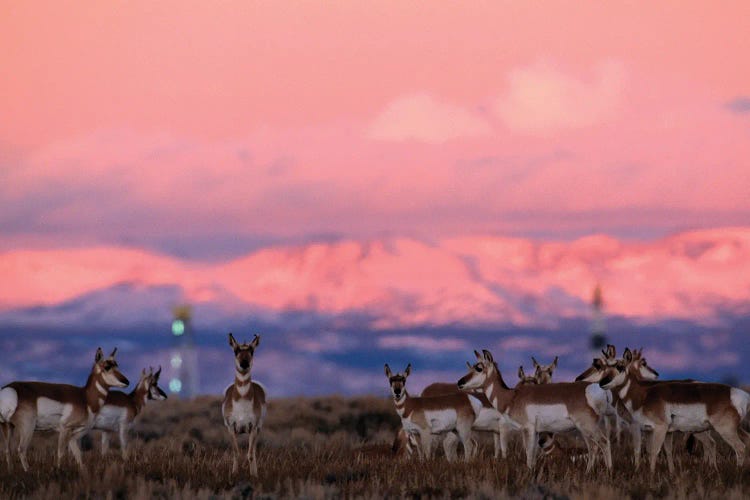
[2,396,750,499]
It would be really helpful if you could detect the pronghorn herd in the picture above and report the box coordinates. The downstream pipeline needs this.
[1,335,748,478]
[387,345,750,474]
[0,333,266,477]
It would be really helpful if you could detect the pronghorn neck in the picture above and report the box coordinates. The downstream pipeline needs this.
[85,369,111,414]
[128,379,150,413]
[392,390,410,417]
[234,368,253,398]
[618,372,646,410]
[485,363,514,413]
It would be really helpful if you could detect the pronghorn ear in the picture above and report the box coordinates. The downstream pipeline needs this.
[384,364,392,378]
[466,361,472,370]
[623,348,633,362]
[110,347,118,358]
[228,333,238,349]
[404,363,412,377]
[95,347,104,362]
[531,357,539,369]
[551,356,558,369]
[474,350,482,362]
[482,349,494,364]
[606,344,617,359]
[142,368,147,376]
[250,335,260,349]
[154,366,162,380]
[518,366,525,379]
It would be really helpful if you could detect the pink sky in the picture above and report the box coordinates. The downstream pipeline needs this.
[1,2,749,258]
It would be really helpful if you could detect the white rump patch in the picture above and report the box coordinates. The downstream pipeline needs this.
[731,388,750,420]
[424,408,458,433]
[667,403,710,432]
[0,387,18,422]
[526,404,573,433]
[36,397,66,430]
[94,405,128,431]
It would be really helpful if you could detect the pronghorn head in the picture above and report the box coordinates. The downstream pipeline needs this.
[457,349,495,391]
[517,365,538,386]
[629,347,659,380]
[384,363,411,400]
[575,344,617,382]
[94,347,129,388]
[228,333,260,373]
[139,366,168,401]
[598,347,634,390]
[532,356,558,384]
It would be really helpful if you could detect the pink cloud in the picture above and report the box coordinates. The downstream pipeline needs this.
[368,93,491,143]
[493,60,626,133]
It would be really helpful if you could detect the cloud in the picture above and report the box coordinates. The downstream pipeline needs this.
[726,96,750,114]
[368,93,492,143]
[378,335,468,352]
[493,61,625,133]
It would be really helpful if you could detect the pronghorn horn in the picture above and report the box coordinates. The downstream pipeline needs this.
[466,361,472,369]
[155,366,162,379]
[518,366,525,379]
[95,347,104,362]
[552,356,558,368]
[110,347,118,358]
[142,368,147,376]
[532,357,539,368]
[474,350,482,361]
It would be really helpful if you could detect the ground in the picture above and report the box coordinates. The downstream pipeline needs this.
[1,395,750,498]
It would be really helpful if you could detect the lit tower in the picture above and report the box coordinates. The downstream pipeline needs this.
[170,305,199,398]
[589,284,607,355]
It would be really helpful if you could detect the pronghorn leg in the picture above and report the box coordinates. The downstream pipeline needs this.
[442,432,459,461]
[247,426,259,476]
[695,432,718,469]
[647,425,668,475]
[419,430,433,460]
[522,427,537,470]
[1,423,11,468]
[16,418,33,472]
[101,432,110,456]
[456,424,474,462]
[229,430,241,474]
[498,425,509,459]
[662,433,675,474]
[118,424,128,460]
[56,428,70,467]
[67,434,84,469]
[713,421,746,467]
[631,423,642,469]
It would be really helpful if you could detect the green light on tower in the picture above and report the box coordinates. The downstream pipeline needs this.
[172,319,185,336]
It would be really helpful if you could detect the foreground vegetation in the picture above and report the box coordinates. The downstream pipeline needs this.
[2,395,750,499]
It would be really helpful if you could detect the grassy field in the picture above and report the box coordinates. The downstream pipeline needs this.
[2,395,750,499]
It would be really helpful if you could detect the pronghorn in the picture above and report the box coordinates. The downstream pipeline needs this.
[516,366,539,387]
[458,349,612,471]
[385,363,476,461]
[222,333,266,476]
[599,347,750,474]
[531,356,558,384]
[576,346,717,470]
[0,347,129,472]
[93,366,167,459]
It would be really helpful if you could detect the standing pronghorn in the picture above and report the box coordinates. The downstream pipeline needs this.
[385,364,476,461]
[458,349,612,471]
[576,346,718,470]
[599,347,749,474]
[222,333,266,476]
[0,347,129,472]
[531,357,558,384]
[93,366,167,459]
